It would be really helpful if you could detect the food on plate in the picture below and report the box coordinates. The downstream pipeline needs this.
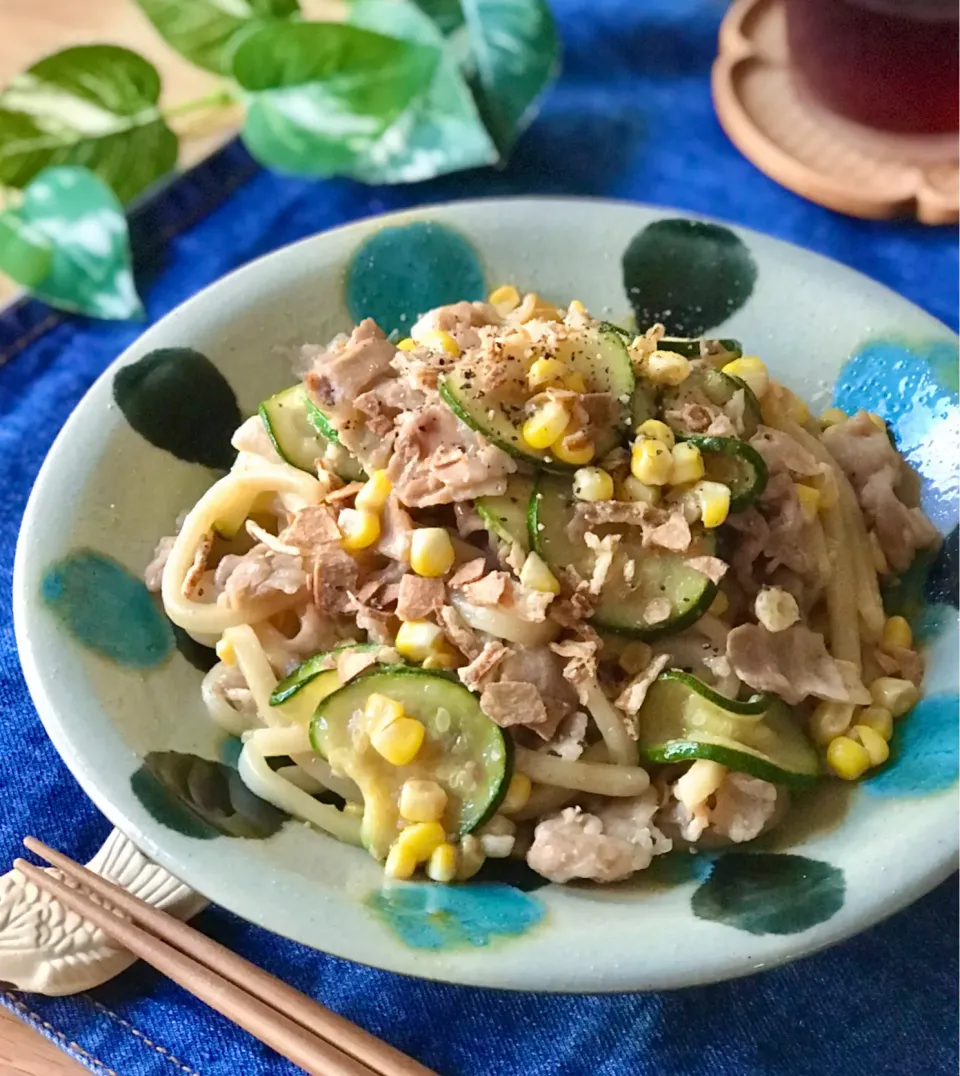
[148,289,938,884]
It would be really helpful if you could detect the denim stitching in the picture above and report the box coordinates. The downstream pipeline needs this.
[2,990,119,1075]
[85,997,203,1076]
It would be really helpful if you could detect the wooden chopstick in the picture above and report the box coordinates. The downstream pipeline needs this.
[18,839,438,1076]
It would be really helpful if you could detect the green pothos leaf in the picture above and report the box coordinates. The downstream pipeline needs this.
[348,0,497,182]
[0,210,53,288]
[8,166,143,319]
[460,0,559,154]
[231,22,441,178]
[134,0,300,75]
[0,46,178,203]
[411,0,466,35]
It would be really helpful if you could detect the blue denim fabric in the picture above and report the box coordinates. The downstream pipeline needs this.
[1,1,957,1072]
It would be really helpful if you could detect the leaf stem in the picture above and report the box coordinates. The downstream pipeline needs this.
[161,87,237,120]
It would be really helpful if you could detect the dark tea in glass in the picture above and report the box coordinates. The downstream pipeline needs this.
[785,0,959,135]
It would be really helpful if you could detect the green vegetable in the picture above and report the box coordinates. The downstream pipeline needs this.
[270,642,381,728]
[637,670,820,788]
[660,366,762,439]
[439,324,633,470]
[259,385,365,481]
[529,474,718,638]
[476,474,535,549]
[0,46,177,203]
[658,336,743,359]
[679,434,769,511]
[311,666,511,857]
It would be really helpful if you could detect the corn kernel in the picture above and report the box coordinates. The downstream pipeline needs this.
[794,482,821,522]
[709,591,729,617]
[870,677,919,718]
[562,371,587,393]
[371,716,425,766]
[420,329,460,356]
[354,470,392,514]
[867,412,887,433]
[645,350,691,386]
[810,701,855,745]
[396,338,417,352]
[881,615,913,653]
[426,842,458,883]
[852,724,890,767]
[519,551,561,594]
[422,652,458,671]
[693,479,730,529]
[521,400,571,450]
[364,692,406,734]
[827,735,871,780]
[338,508,380,551]
[499,773,532,814]
[567,299,586,316]
[384,843,417,880]
[631,438,673,485]
[395,620,446,662]
[858,705,894,741]
[410,527,456,578]
[722,356,769,398]
[820,407,847,428]
[456,834,486,880]
[620,476,661,505]
[528,357,570,391]
[396,820,446,861]
[215,639,236,666]
[669,441,705,486]
[619,640,653,675]
[573,466,615,502]
[551,429,595,465]
[399,779,448,823]
[635,419,676,449]
[489,284,520,313]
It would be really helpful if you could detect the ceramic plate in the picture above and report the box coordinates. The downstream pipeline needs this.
[14,198,959,992]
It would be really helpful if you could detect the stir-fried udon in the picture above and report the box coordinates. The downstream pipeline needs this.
[147,289,938,884]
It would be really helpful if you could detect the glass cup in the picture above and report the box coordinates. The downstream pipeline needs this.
[784,0,959,136]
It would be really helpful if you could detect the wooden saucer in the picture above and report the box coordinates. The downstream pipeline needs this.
[712,0,959,224]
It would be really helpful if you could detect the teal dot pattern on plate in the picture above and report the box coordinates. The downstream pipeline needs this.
[113,347,241,470]
[864,694,959,798]
[691,853,845,936]
[622,219,757,337]
[832,338,959,531]
[366,882,545,950]
[131,750,288,840]
[346,222,485,337]
[41,550,173,668]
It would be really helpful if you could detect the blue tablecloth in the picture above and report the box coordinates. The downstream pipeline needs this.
[1,2,957,1073]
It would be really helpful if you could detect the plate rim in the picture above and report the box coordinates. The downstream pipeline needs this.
[12,195,959,992]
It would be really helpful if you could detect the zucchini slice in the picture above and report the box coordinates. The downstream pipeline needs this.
[679,435,768,511]
[438,324,633,471]
[269,643,379,727]
[476,474,535,550]
[637,670,820,788]
[659,337,743,360]
[259,386,365,481]
[661,367,762,439]
[311,667,511,858]
[529,475,717,638]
